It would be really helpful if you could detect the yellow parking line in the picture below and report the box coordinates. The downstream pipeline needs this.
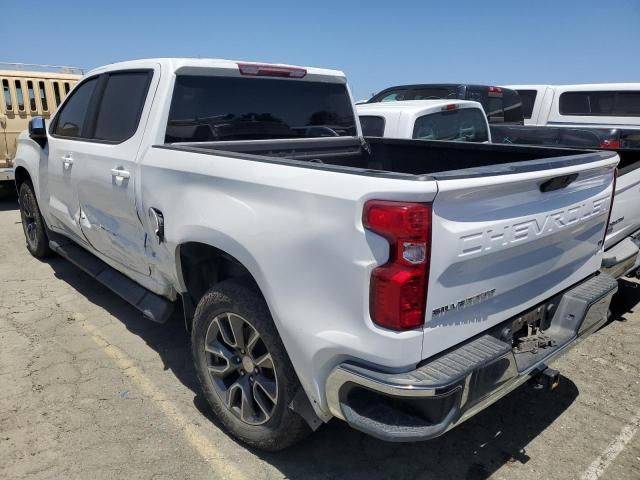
[78,320,248,480]
[580,410,640,480]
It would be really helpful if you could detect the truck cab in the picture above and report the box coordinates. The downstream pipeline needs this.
[366,83,524,125]
[357,99,491,143]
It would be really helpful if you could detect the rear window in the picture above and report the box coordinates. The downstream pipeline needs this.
[517,90,538,119]
[412,108,488,143]
[359,115,385,136]
[559,91,640,116]
[166,75,357,143]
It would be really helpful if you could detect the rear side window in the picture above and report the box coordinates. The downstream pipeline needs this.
[166,75,357,142]
[14,80,25,111]
[53,82,61,107]
[26,80,37,112]
[359,116,385,136]
[53,77,98,138]
[412,87,459,100]
[502,90,523,124]
[412,108,488,143]
[93,71,151,142]
[374,89,409,102]
[517,90,538,119]
[38,81,48,112]
[2,79,12,111]
[560,91,640,116]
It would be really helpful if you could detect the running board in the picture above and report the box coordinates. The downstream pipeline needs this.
[48,235,174,324]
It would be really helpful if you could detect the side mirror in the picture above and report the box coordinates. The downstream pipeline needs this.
[29,116,47,148]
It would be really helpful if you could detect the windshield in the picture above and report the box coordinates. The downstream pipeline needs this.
[165,75,357,142]
[412,108,489,142]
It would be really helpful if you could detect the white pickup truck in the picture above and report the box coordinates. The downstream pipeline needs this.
[357,99,491,142]
[14,58,619,451]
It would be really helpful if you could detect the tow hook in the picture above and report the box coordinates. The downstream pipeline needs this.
[529,367,560,391]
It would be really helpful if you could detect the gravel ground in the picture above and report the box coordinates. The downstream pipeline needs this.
[1,190,639,480]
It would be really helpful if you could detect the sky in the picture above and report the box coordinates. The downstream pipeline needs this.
[3,0,639,100]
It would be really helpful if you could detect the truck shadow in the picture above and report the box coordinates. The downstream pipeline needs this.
[46,257,640,480]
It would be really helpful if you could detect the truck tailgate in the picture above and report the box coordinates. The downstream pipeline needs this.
[423,152,618,359]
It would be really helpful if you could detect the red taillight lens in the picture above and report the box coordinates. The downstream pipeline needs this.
[237,63,307,78]
[600,138,621,149]
[441,103,459,111]
[364,201,432,330]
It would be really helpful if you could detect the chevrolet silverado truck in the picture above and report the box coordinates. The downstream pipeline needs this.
[14,58,619,451]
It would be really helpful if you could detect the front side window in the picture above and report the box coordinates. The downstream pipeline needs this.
[27,80,37,112]
[560,91,640,116]
[517,90,538,119]
[14,80,25,111]
[38,81,48,111]
[53,77,98,138]
[370,89,409,103]
[166,75,357,143]
[93,71,151,142]
[412,108,488,142]
[359,115,385,136]
[1,79,12,111]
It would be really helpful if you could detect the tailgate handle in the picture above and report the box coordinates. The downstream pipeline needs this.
[540,173,578,192]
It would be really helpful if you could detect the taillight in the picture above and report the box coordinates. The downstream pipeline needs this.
[441,104,459,111]
[600,138,621,149]
[363,200,432,330]
[237,63,307,78]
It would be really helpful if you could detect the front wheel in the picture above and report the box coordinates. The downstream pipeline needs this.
[18,181,52,259]
[191,279,311,451]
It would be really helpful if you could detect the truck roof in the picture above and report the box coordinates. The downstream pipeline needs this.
[86,58,346,81]
[357,99,483,117]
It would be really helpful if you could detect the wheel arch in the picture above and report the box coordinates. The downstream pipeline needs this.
[176,241,265,330]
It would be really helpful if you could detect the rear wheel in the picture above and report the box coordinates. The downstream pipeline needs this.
[191,279,311,451]
[18,181,52,259]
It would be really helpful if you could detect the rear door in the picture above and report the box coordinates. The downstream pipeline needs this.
[423,153,617,358]
[75,65,158,275]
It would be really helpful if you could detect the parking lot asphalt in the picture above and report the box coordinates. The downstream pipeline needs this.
[0,190,639,480]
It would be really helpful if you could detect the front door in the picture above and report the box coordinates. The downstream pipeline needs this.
[75,66,158,276]
[45,76,100,240]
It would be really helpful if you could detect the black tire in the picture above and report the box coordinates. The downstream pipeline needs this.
[191,279,311,451]
[18,181,52,259]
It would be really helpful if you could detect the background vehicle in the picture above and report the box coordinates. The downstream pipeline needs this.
[491,122,640,279]
[357,99,490,142]
[14,58,618,451]
[366,83,524,125]
[0,63,81,186]
[506,84,640,149]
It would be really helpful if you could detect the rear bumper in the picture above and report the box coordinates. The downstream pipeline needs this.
[325,273,618,442]
[0,168,15,182]
[602,237,639,279]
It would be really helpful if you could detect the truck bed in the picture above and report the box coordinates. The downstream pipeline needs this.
[163,136,613,179]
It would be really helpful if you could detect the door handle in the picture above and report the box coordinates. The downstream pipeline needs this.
[61,155,73,169]
[111,168,131,179]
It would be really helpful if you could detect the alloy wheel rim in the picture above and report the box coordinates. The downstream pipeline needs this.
[20,193,38,247]
[204,312,278,425]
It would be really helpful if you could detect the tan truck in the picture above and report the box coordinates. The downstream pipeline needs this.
[0,63,81,186]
